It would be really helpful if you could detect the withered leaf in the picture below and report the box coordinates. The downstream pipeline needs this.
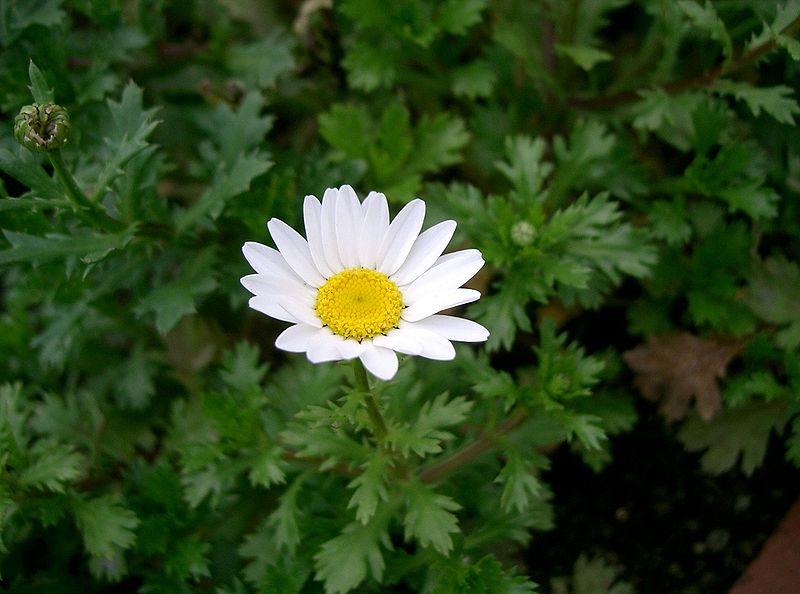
[623,333,746,422]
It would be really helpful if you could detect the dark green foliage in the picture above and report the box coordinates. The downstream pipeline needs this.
[1,1,799,592]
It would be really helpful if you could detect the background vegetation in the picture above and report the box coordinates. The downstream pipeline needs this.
[1,1,799,592]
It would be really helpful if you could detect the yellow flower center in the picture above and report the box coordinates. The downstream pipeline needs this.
[314,268,404,341]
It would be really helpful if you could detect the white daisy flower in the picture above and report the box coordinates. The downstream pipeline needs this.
[241,185,489,380]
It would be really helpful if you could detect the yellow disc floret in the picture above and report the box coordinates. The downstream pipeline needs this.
[315,268,404,340]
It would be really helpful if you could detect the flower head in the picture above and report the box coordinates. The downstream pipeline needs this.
[241,185,489,380]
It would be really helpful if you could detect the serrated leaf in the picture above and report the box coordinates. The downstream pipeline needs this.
[347,450,390,524]
[649,200,692,245]
[556,44,613,71]
[471,279,532,353]
[678,400,791,475]
[319,103,372,161]
[404,481,461,555]
[19,441,83,492]
[248,447,286,489]
[717,181,779,220]
[387,393,473,458]
[495,450,544,513]
[227,31,294,89]
[73,495,140,559]
[406,113,469,174]
[314,516,390,594]
[625,333,745,421]
[452,59,497,99]
[678,0,732,60]
[0,146,64,202]
[0,228,135,266]
[495,135,553,202]
[268,475,305,553]
[745,256,800,325]
[436,0,487,34]
[715,81,800,124]
[92,82,161,201]
[134,248,218,334]
[342,41,398,91]
[176,151,271,234]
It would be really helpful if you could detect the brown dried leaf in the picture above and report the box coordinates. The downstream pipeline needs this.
[623,333,746,422]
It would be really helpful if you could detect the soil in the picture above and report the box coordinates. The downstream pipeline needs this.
[524,400,800,594]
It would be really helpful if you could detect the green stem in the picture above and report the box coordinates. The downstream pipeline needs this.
[352,359,388,442]
[48,151,92,211]
[47,151,123,231]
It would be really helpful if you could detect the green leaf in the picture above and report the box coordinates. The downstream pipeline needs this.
[717,181,779,220]
[403,481,461,555]
[268,475,305,553]
[436,0,488,34]
[28,60,54,103]
[319,103,372,161]
[227,31,294,89]
[548,193,657,283]
[746,256,800,323]
[677,0,732,60]
[19,441,83,492]
[678,400,791,475]
[471,278,532,353]
[427,555,538,594]
[452,59,497,99]
[0,228,135,266]
[342,41,398,91]
[176,151,271,233]
[561,414,606,451]
[314,515,390,594]
[555,44,613,71]
[495,135,553,202]
[73,494,140,559]
[347,450,391,524]
[387,393,473,458]
[406,113,469,174]
[714,81,800,125]
[248,447,286,489]
[134,248,218,334]
[649,200,692,245]
[0,146,64,202]
[495,450,544,513]
[787,413,800,467]
[92,81,161,203]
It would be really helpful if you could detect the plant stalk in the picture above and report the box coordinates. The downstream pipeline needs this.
[47,151,123,231]
[352,359,388,442]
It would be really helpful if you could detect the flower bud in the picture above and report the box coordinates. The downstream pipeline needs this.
[14,103,70,152]
[510,221,535,246]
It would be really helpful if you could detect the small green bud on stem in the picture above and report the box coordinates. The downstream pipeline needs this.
[14,103,71,152]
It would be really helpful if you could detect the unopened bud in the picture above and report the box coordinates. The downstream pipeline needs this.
[14,103,70,152]
[510,221,535,246]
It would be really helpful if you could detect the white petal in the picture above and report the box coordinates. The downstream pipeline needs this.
[402,249,484,303]
[390,220,457,286]
[240,274,314,301]
[335,185,364,269]
[376,199,425,275]
[411,315,490,342]
[306,329,347,363]
[303,195,335,278]
[321,187,344,272]
[267,218,326,287]
[248,296,300,324]
[358,191,390,268]
[275,324,322,352]
[359,345,399,380]
[336,337,367,359]
[397,324,456,360]
[372,328,424,355]
[280,299,322,328]
[242,242,301,281]
[401,288,481,322]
